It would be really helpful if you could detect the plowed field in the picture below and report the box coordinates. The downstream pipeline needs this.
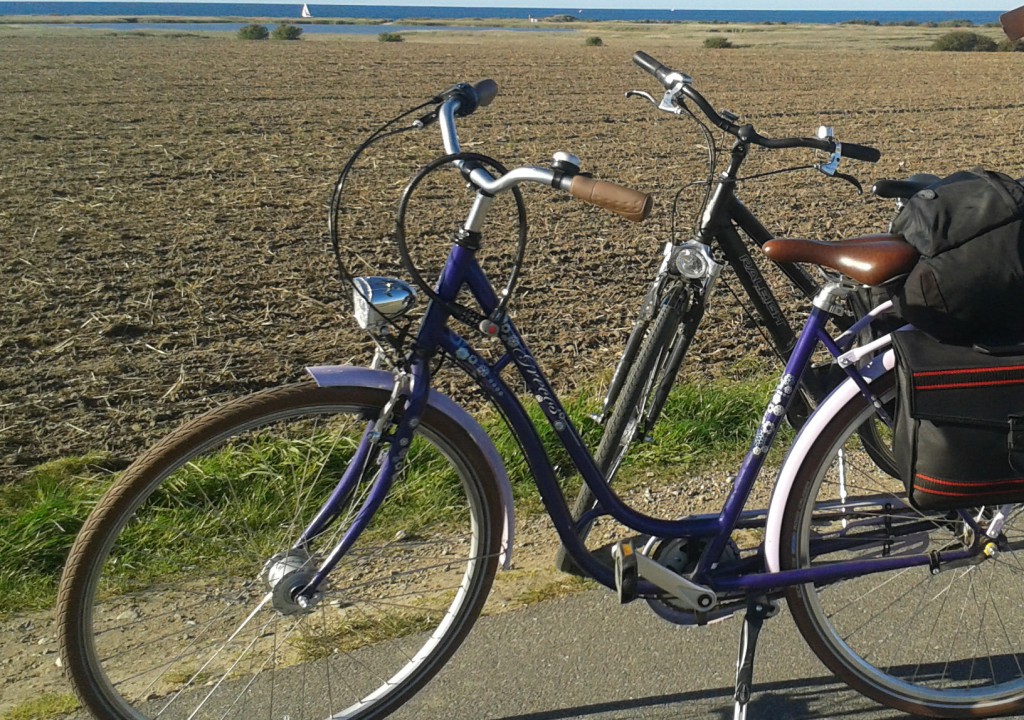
[3,27,1023,482]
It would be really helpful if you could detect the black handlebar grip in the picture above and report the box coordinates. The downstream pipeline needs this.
[872,179,921,200]
[632,51,674,87]
[841,143,881,163]
[473,79,498,108]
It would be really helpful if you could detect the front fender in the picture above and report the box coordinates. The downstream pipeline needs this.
[307,365,515,569]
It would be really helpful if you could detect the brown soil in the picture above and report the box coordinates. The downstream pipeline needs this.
[4,31,1022,482]
[2,27,1024,715]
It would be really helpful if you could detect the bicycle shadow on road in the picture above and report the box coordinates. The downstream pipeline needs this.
[491,674,912,720]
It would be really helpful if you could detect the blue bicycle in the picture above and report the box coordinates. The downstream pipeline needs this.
[57,61,1024,720]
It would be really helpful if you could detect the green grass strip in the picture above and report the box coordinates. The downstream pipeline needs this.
[0,374,775,617]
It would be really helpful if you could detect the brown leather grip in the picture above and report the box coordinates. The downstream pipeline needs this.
[568,175,653,222]
[1002,5,1024,41]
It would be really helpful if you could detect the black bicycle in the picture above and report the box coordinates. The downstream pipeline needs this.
[556,51,930,572]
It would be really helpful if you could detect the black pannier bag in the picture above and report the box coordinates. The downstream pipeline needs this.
[893,329,1024,510]
[891,168,1024,345]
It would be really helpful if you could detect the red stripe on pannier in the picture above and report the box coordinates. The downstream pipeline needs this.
[916,473,1024,489]
[915,378,1024,391]
[913,365,1024,377]
[914,486,1021,498]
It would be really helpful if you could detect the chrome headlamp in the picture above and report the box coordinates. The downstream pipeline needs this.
[352,276,417,332]
[673,242,714,280]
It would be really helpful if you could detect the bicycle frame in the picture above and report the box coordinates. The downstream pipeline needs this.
[305,231,977,607]
[306,81,976,615]
[598,141,847,440]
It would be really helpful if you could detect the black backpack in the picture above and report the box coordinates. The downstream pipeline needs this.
[892,168,1024,345]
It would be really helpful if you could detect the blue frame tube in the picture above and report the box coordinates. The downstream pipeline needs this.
[694,306,829,578]
[448,260,874,591]
[713,547,975,593]
[311,222,971,600]
[296,422,377,547]
[305,363,432,591]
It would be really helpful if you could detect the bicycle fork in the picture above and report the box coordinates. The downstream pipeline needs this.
[267,371,424,613]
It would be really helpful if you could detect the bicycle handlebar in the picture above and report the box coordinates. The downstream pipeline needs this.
[632,50,679,89]
[432,79,653,223]
[632,51,880,163]
[568,175,653,222]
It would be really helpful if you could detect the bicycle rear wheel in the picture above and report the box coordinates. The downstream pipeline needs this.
[58,383,503,720]
[781,372,1024,717]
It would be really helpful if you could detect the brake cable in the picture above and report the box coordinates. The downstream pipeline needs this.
[393,152,528,332]
[329,100,436,284]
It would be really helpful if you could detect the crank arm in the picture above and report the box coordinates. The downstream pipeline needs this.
[612,541,717,611]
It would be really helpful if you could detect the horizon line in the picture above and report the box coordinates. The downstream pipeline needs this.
[8,0,1005,9]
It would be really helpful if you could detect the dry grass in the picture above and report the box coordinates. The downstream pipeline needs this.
[1,27,1023,483]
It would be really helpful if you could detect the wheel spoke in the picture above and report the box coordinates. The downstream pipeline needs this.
[782,372,1024,716]
[59,385,499,720]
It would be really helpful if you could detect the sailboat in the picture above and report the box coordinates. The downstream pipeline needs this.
[301,3,312,18]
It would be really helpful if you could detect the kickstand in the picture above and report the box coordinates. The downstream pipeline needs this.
[733,595,778,720]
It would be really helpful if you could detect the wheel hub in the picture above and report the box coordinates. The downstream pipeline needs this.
[261,549,320,615]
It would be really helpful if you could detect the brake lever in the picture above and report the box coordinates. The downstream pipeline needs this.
[812,140,862,192]
[625,89,658,106]
[832,171,864,194]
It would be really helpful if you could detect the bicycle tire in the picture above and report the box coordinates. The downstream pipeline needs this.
[58,383,503,720]
[855,409,899,478]
[554,286,687,573]
[600,302,655,422]
[780,371,1024,717]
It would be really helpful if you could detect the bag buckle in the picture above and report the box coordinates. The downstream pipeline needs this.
[1008,415,1024,472]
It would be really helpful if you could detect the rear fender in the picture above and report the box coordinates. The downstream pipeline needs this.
[764,349,895,573]
[307,365,514,569]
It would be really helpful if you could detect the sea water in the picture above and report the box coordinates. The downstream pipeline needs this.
[0,2,1002,26]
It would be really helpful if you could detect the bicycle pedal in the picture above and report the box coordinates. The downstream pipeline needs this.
[612,540,639,604]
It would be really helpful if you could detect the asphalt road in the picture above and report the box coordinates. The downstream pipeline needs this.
[385,588,965,720]
[78,582,1024,720]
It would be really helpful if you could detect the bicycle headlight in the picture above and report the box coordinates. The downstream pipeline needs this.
[674,244,711,280]
[352,276,417,331]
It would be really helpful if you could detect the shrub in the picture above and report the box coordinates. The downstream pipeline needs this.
[378,31,403,42]
[584,36,603,46]
[272,23,303,40]
[237,23,269,40]
[703,36,733,49]
[931,30,997,52]
[543,15,576,22]
[938,19,974,27]
[999,37,1024,51]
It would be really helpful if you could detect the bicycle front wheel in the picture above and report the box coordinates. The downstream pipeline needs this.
[555,285,687,574]
[781,372,1024,717]
[58,383,503,720]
